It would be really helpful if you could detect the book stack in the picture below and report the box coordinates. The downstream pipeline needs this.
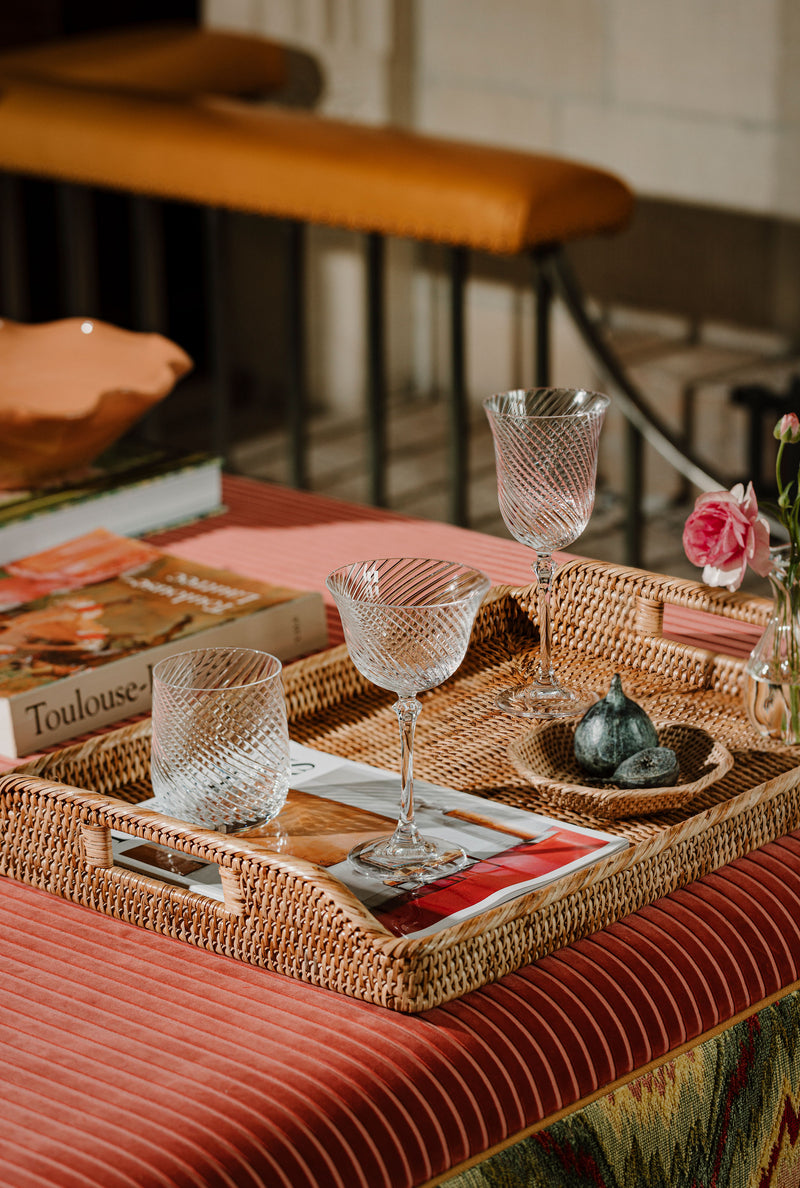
[0,442,223,564]
[0,528,328,757]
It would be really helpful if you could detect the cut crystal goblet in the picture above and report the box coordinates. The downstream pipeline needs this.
[326,557,490,883]
[484,387,609,718]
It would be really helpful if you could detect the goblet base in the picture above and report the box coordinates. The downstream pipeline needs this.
[497,680,598,719]
[349,835,468,885]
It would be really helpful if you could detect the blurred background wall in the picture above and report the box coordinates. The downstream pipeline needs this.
[4,1,800,517]
[204,0,800,445]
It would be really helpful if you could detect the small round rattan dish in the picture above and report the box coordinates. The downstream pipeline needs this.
[507,720,734,820]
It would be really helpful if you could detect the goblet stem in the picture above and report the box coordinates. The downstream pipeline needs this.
[391,695,424,850]
[496,549,597,718]
[326,556,488,882]
[534,552,555,687]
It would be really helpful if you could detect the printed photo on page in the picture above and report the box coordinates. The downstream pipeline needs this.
[114,742,630,941]
[279,744,629,938]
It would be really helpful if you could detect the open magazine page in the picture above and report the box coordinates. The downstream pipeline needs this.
[113,741,630,940]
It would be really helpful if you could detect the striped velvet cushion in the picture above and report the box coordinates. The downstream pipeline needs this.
[3,833,800,1187]
[3,474,790,1186]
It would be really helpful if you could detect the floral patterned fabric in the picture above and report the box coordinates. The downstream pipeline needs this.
[443,987,800,1188]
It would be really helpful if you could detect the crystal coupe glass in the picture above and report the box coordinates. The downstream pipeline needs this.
[326,557,490,882]
[484,387,609,718]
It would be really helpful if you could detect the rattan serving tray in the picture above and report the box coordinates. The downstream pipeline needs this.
[3,557,800,1013]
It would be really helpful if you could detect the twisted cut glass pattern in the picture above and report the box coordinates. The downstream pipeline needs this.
[483,388,609,718]
[326,557,490,880]
[484,388,609,553]
[150,646,290,832]
[326,558,491,697]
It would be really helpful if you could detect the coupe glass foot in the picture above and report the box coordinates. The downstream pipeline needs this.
[348,835,468,885]
[496,681,598,719]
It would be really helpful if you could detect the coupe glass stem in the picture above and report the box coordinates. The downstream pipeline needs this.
[391,695,423,850]
[326,556,488,881]
[533,553,555,687]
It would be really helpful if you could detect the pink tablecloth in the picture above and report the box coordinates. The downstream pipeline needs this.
[148,475,544,646]
[1,476,795,1188]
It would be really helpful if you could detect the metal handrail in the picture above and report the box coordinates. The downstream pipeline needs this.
[542,249,725,495]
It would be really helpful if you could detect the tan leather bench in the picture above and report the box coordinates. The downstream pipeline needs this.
[0,24,712,549]
[0,75,632,253]
[0,22,305,99]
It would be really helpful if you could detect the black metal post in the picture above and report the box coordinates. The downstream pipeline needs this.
[366,232,388,507]
[533,253,552,387]
[203,205,231,461]
[286,219,308,489]
[56,183,97,316]
[449,245,469,526]
[0,173,29,320]
[624,420,644,567]
[131,195,167,333]
[130,194,169,445]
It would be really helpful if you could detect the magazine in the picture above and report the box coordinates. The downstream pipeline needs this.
[113,741,630,940]
[0,529,327,757]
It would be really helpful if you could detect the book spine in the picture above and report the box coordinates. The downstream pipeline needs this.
[0,457,223,565]
[1,592,328,759]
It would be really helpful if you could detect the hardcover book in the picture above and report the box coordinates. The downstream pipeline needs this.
[0,442,223,564]
[0,528,328,757]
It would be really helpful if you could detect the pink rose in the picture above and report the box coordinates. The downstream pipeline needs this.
[774,413,800,444]
[683,481,772,591]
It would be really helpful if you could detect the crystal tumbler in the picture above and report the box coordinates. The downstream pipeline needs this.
[150,646,290,832]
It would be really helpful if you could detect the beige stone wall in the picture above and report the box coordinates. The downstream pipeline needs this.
[414,0,800,219]
[202,0,800,506]
[204,0,800,218]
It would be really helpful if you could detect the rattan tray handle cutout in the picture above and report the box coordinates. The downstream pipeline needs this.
[508,721,734,820]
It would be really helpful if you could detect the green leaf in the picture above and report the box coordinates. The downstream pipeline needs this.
[760,498,783,520]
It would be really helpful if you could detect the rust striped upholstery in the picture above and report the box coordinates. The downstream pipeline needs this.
[3,820,799,1185]
[2,477,799,1187]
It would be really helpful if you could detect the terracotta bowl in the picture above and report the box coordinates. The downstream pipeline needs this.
[0,317,193,489]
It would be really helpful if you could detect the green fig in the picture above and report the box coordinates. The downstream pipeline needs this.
[573,674,658,777]
[613,746,679,788]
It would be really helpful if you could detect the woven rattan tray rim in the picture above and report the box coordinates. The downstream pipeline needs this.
[4,566,800,1014]
[5,582,800,955]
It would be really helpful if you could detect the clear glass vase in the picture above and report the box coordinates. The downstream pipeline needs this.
[744,546,800,745]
